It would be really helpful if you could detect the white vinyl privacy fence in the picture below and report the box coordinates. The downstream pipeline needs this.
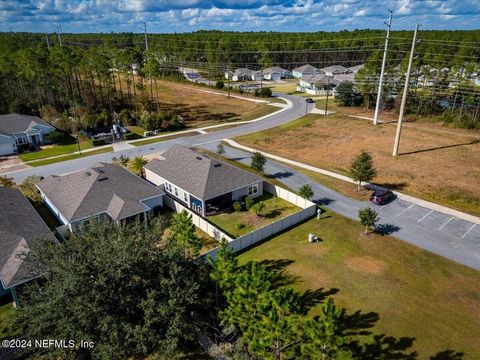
[163,183,316,260]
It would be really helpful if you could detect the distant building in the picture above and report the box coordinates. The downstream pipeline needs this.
[226,68,263,82]
[263,66,292,80]
[292,64,322,78]
[37,163,164,232]
[0,187,56,307]
[320,65,348,77]
[346,64,364,74]
[145,145,264,217]
[0,114,55,156]
[297,74,340,95]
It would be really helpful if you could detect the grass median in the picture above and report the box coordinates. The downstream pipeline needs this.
[27,147,113,167]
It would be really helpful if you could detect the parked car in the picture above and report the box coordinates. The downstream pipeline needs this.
[305,98,315,103]
[369,189,395,205]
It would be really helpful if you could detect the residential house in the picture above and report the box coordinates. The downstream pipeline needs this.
[144,145,264,217]
[0,187,56,307]
[263,66,292,81]
[0,114,55,156]
[320,65,348,77]
[37,163,164,232]
[346,64,364,74]
[292,64,322,78]
[226,68,263,82]
[297,74,340,95]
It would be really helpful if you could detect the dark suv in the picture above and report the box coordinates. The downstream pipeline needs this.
[305,98,315,103]
[369,189,395,205]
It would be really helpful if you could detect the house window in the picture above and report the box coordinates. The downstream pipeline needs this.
[183,193,188,203]
[248,184,258,196]
[174,187,178,197]
[165,183,173,193]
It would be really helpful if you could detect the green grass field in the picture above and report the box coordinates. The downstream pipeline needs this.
[131,132,197,146]
[19,140,94,162]
[28,147,113,167]
[238,211,480,359]
[0,298,19,340]
[209,193,300,238]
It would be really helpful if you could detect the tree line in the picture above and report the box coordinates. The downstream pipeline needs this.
[0,29,479,131]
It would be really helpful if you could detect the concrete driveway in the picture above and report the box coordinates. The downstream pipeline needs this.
[198,142,480,271]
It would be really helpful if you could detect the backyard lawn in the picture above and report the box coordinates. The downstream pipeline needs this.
[238,211,480,359]
[208,192,300,237]
[234,114,480,215]
[0,298,19,340]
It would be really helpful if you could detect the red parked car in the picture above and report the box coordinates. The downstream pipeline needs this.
[369,189,395,205]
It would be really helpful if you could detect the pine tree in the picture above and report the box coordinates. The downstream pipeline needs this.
[171,210,202,257]
[358,207,379,234]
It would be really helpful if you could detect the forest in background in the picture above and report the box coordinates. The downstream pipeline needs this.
[0,29,479,131]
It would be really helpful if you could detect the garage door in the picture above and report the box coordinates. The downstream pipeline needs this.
[0,142,15,156]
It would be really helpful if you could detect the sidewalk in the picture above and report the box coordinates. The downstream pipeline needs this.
[223,138,480,225]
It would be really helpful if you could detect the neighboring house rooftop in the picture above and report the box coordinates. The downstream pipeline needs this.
[293,64,320,74]
[37,163,164,223]
[231,68,256,76]
[0,114,54,135]
[302,74,340,86]
[0,187,56,289]
[263,66,289,74]
[334,73,356,83]
[320,65,348,74]
[347,64,364,74]
[145,145,263,200]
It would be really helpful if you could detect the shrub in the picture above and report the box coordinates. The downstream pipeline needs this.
[46,130,65,144]
[233,201,242,212]
[235,223,245,231]
[245,196,253,210]
[255,87,272,98]
[124,132,141,140]
[91,138,106,146]
[216,81,225,89]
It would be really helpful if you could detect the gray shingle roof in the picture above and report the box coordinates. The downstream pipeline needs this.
[293,64,321,75]
[37,163,164,223]
[0,114,54,134]
[0,187,55,289]
[302,74,340,86]
[320,65,348,74]
[263,66,289,74]
[145,145,263,200]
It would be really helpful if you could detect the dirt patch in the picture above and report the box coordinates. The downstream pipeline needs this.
[344,256,386,275]
[236,114,480,215]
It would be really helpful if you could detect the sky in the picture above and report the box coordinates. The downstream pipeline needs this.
[0,0,479,33]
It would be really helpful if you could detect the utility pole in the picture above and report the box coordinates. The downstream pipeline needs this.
[45,32,50,50]
[373,10,393,126]
[324,75,331,115]
[393,24,419,157]
[56,25,62,46]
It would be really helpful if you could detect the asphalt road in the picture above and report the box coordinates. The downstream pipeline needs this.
[7,94,311,183]
[198,142,480,271]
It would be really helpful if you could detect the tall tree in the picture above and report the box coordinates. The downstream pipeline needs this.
[171,210,202,257]
[18,218,206,360]
[348,150,377,191]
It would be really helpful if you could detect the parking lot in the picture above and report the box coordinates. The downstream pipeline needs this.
[199,142,480,271]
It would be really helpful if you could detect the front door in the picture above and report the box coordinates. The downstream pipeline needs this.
[31,135,39,145]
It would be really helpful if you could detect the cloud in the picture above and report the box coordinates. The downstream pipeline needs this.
[0,0,478,32]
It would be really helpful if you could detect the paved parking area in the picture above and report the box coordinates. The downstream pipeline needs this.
[199,142,480,271]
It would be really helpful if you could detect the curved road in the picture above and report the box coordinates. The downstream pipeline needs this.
[7,94,310,182]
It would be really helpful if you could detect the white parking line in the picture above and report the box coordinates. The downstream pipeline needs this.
[398,203,415,216]
[438,217,454,230]
[461,224,477,239]
[417,210,434,223]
